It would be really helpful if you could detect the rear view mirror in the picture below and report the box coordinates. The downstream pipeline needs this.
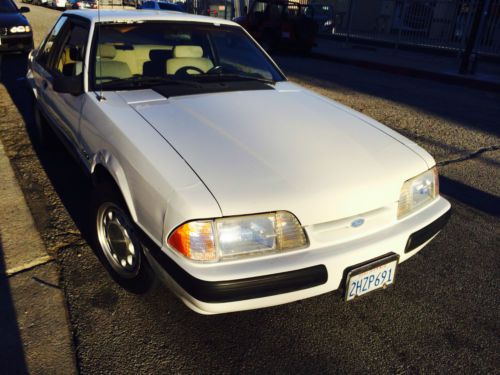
[53,75,83,96]
[19,6,30,13]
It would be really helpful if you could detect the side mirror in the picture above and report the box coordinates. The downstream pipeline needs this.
[19,6,30,13]
[53,75,83,96]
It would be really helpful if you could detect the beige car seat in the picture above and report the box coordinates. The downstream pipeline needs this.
[96,44,132,81]
[166,45,213,75]
[59,46,83,77]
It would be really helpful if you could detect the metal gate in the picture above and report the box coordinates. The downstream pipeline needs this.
[330,0,500,57]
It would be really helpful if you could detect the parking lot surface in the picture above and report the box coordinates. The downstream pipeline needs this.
[0,4,499,374]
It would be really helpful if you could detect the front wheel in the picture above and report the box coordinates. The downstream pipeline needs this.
[90,183,154,293]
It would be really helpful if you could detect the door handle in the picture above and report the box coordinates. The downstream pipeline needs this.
[42,80,48,90]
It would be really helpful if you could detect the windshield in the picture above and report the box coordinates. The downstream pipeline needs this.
[0,0,18,12]
[93,22,284,90]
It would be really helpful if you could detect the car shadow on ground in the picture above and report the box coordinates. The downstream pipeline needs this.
[0,54,93,242]
[0,237,29,373]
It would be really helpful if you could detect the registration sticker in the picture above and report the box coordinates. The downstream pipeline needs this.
[345,255,398,301]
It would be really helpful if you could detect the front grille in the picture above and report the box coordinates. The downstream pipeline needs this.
[0,28,8,36]
[404,209,451,253]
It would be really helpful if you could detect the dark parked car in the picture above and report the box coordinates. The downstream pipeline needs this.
[0,0,33,53]
[235,0,318,53]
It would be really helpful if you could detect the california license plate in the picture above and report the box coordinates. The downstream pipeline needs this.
[345,256,398,301]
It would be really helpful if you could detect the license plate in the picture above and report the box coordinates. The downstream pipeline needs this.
[345,256,398,301]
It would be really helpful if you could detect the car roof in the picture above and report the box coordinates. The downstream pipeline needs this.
[64,9,237,26]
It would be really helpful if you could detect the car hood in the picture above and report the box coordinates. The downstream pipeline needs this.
[120,82,432,225]
[0,12,29,27]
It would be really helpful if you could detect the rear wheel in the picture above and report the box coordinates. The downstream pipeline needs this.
[90,182,154,293]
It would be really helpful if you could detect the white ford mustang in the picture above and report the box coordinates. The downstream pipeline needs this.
[27,10,451,314]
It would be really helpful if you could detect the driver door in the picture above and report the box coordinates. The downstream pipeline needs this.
[40,17,90,159]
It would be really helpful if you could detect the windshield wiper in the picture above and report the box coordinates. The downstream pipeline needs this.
[197,73,276,85]
[99,76,201,89]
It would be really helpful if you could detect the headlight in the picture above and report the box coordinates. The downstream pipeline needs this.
[167,211,308,262]
[10,26,30,33]
[398,167,439,219]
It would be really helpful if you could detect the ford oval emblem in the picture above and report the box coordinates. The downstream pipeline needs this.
[351,218,365,228]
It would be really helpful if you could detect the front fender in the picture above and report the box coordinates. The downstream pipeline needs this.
[91,151,138,223]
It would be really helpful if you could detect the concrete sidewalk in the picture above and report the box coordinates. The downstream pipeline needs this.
[0,138,77,374]
[0,35,77,372]
[313,37,500,91]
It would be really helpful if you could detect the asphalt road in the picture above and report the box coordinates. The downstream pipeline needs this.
[1,5,499,374]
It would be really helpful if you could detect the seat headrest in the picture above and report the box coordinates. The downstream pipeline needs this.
[173,45,203,58]
[98,44,117,59]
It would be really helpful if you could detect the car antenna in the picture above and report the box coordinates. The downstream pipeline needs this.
[96,0,105,101]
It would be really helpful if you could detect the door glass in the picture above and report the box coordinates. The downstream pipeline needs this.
[54,23,89,77]
[36,16,68,68]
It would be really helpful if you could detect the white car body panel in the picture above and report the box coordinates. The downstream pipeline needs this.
[130,81,431,226]
[80,92,222,243]
[28,10,451,314]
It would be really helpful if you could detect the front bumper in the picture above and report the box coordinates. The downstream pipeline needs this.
[143,196,451,314]
[0,33,33,53]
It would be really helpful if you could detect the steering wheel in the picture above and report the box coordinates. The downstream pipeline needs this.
[175,66,205,76]
[206,65,224,74]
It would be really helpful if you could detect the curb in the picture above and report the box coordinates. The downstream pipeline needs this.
[310,51,500,93]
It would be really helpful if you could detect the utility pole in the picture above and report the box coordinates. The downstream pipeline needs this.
[459,0,486,74]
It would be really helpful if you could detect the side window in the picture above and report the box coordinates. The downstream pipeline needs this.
[53,23,89,77]
[36,16,68,68]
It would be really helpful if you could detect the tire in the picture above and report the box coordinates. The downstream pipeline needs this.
[33,100,58,149]
[90,182,155,294]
